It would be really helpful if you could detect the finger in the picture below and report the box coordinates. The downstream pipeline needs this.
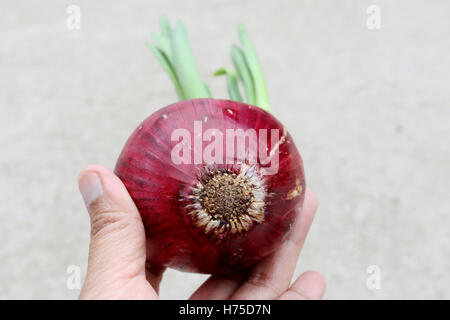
[189,272,248,300]
[231,189,318,299]
[192,190,318,300]
[145,261,166,293]
[78,165,149,294]
[278,271,326,300]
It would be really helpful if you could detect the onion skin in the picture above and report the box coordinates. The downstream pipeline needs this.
[114,98,305,274]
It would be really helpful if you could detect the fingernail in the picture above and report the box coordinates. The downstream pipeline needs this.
[79,172,103,207]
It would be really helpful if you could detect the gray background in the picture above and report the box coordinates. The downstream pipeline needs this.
[1,0,449,299]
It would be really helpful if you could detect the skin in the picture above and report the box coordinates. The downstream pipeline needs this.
[78,164,326,300]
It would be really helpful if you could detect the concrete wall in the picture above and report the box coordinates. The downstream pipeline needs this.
[1,0,449,299]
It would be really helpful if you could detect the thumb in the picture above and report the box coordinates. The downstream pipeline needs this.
[78,165,147,292]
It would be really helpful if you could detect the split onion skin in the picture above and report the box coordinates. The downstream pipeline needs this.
[114,98,305,274]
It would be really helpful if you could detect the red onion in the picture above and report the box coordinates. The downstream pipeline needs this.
[115,99,305,274]
[114,17,306,274]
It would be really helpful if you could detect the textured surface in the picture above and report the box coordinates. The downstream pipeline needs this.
[0,0,449,299]
[114,99,305,274]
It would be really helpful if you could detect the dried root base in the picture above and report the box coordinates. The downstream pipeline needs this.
[186,165,266,240]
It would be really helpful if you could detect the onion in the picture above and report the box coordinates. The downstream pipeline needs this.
[114,18,306,274]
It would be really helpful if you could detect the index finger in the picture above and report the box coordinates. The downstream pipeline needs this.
[230,189,318,299]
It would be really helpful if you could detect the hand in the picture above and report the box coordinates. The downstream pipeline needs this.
[78,164,326,300]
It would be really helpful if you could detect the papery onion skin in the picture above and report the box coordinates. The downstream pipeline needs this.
[114,98,305,274]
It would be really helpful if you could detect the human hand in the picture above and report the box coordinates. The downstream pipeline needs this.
[78,164,326,300]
